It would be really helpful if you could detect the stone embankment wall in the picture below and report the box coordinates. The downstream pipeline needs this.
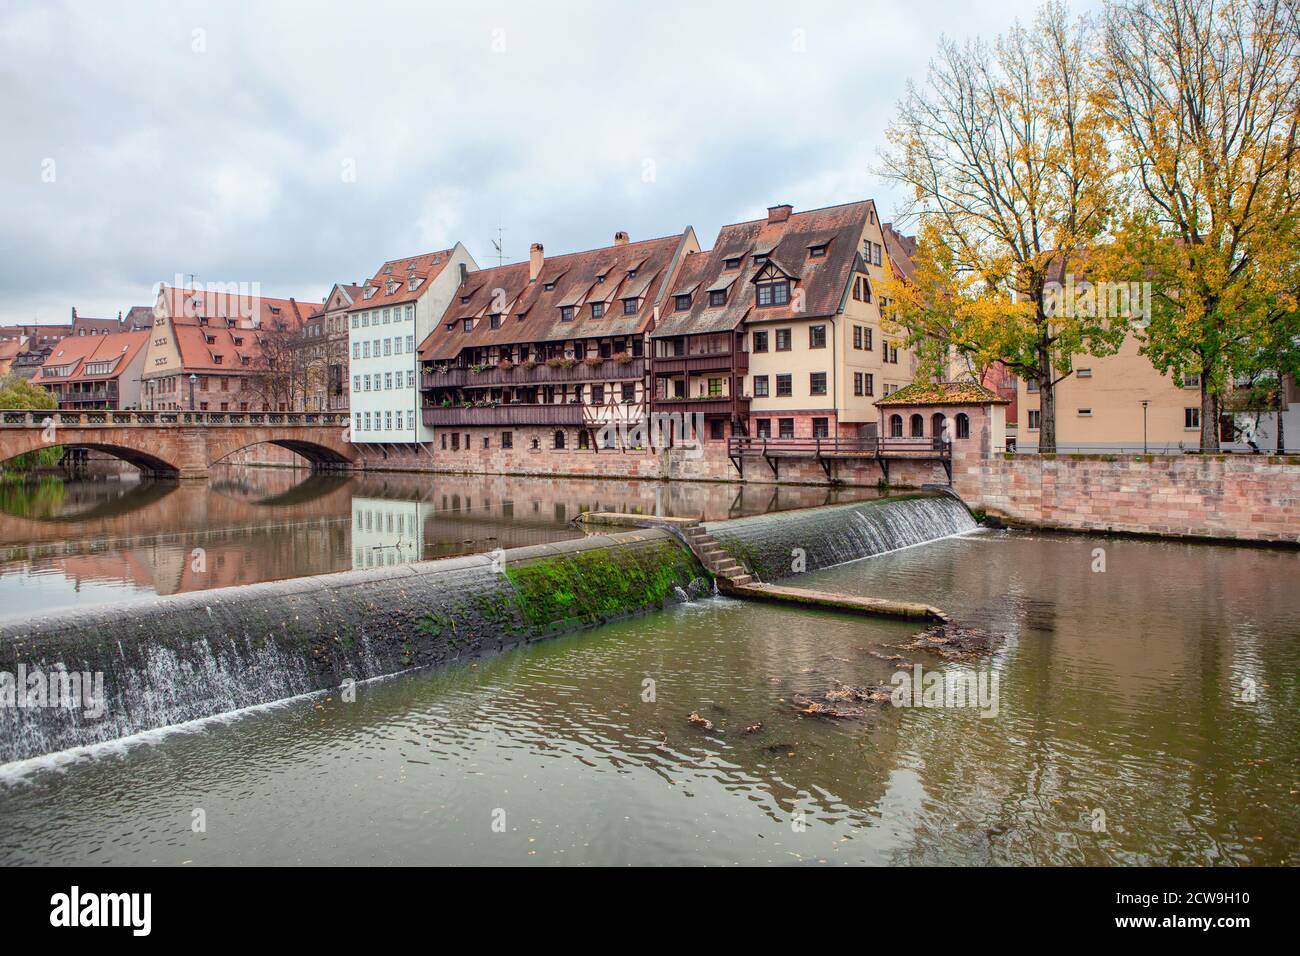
[954,453,1300,545]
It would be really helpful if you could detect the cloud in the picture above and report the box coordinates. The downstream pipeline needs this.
[0,0,1070,323]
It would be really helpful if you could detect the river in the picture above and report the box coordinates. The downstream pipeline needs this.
[0,475,1296,865]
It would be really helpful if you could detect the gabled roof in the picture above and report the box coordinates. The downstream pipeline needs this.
[35,331,148,383]
[418,233,686,362]
[882,223,917,283]
[172,324,262,373]
[349,250,456,311]
[652,200,875,339]
[158,286,307,331]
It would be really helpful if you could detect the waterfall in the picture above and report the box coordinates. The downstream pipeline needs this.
[706,494,977,580]
[0,530,704,765]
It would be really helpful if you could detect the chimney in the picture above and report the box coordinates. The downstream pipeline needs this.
[614,231,629,246]
[459,262,469,285]
[767,204,793,224]
[529,243,544,282]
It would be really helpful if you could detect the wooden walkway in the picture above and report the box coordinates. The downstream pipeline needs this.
[576,512,949,622]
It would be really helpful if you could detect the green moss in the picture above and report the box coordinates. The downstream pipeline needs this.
[503,542,698,633]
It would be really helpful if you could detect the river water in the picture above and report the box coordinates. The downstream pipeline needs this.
[0,478,1296,865]
[0,467,880,617]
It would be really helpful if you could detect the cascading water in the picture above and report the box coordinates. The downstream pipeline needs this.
[706,494,978,580]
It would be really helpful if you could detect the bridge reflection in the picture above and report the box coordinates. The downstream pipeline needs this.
[0,468,883,614]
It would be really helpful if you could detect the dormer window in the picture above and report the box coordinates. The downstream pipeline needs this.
[622,298,638,315]
[460,296,471,304]
[205,335,216,345]
[590,301,606,319]
[384,266,393,275]
[753,254,768,265]
[809,244,827,258]
[627,268,637,279]
[709,289,726,307]
[756,280,791,307]
[462,319,474,332]
[544,282,555,291]
[561,306,575,321]
[489,314,502,329]
[674,293,692,311]
[723,257,740,270]
[363,286,377,299]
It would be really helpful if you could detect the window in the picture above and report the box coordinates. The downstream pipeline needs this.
[864,373,874,396]
[490,314,501,329]
[675,294,692,311]
[812,417,829,438]
[407,370,415,388]
[707,378,722,397]
[621,382,636,403]
[1182,372,1201,389]
[776,374,792,397]
[1185,407,1200,429]
[561,306,575,321]
[756,280,790,307]
[809,325,826,348]
[809,244,827,258]
[1028,409,1041,431]
[461,319,473,333]
[590,301,605,319]
[501,431,513,449]
[910,414,924,437]
[1027,380,1040,393]
[852,276,872,302]
[754,375,770,398]
[955,413,970,439]
[1077,408,1093,417]
[810,372,827,396]
[592,384,604,404]
[752,330,769,352]
[385,411,393,430]
[853,372,864,396]
[623,298,638,315]
[354,412,361,432]
[723,257,740,269]
[756,418,771,438]
[709,419,725,440]
[383,339,392,356]
[709,289,726,307]
[553,430,566,449]
[384,372,393,390]
[1077,368,1092,378]
[873,242,882,267]
[775,329,791,351]
[778,418,795,438]
[889,414,903,438]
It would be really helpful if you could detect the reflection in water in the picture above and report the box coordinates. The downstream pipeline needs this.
[0,467,881,615]
[0,531,1294,866]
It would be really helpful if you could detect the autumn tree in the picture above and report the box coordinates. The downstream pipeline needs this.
[881,1,1125,452]
[1098,0,1300,450]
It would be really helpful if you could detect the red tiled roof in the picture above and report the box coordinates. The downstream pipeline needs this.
[418,234,686,362]
[172,324,262,373]
[159,286,307,331]
[35,330,148,383]
[653,200,877,339]
[882,222,917,283]
[349,251,457,312]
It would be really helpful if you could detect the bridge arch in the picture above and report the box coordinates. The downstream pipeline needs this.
[0,433,182,478]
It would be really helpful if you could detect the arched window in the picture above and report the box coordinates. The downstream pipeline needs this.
[889,414,904,438]
[955,413,970,439]
[553,430,566,449]
[577,429,591,449]
[932,413,947,442]
[910,414,924,438]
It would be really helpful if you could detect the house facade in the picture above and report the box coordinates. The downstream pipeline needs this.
[347,244,477,444]
[651,201,916,444]
[33,330,149,409]
[139,285,310,412]
[299,283,360,411]
[417,230,697,452]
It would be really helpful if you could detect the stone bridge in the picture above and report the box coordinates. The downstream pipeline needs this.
[0,409,360,479]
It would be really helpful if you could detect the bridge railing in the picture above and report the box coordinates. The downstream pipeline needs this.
[0,409,351,428]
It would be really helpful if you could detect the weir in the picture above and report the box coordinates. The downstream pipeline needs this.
[0,494,976,765]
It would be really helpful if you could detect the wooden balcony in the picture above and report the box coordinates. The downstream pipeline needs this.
[650,395,751,417]
[727,435,952,481]
[422,357,646,390]
[652,350,748,376]
[422,403,587,427]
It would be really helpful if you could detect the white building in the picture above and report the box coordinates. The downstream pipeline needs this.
[347,244,478,444]
[351,496,430,570]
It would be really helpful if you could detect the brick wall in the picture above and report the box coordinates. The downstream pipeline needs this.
[955,453,1300,544]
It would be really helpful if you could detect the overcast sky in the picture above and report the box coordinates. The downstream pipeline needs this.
[0,0,1073,325]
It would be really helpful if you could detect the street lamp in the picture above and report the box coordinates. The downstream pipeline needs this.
[1140,399,1149,454]
[189,373,198,413]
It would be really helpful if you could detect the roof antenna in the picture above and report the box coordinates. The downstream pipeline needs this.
[490,225,505,267]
